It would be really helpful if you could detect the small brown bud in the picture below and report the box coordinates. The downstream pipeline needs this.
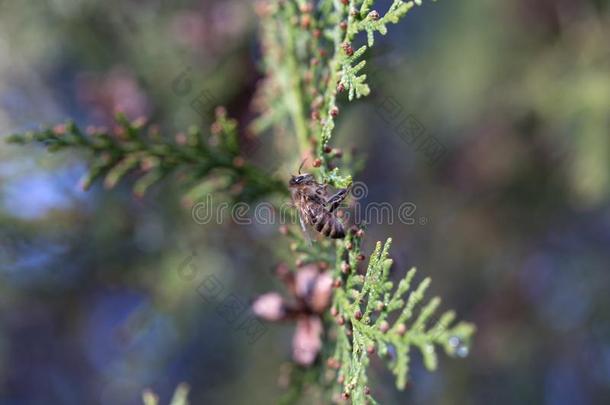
[342,42,354,57]
[368,10,380,21]
[330,306,338,316]
[357,254,366,261]
[349,8,358,17]
[215,106,227,118]
[367,345,375,354]
[336,83,345,93]
[339,21,347,31]
[332,148,343,158]
[254,2,272,17]
[311,110,320,121]
[396,323,407,336]
[53,124,66,135]
[232,156,245,168]
[313,158,322,167]
[299,2,313,13]
[341,0,349,5]
[364,386,371,395]
[354,310,363,320]
[333,278,342,288]
[346,242,354,250]
[376,301,385,311]
[330,106,339,117]
[323,145,333,153]
[356,228,365,238]
[300,15,311,29]
[341,392,350,400]
[340,262,351,274]
[303,70,313,83]
[210,122,222,136]
[327,357,340,368]
[276,263,291,279]
[140,157,156,172]
[311,96,324,109]
[379,321,390,333]
[337,315,345,325]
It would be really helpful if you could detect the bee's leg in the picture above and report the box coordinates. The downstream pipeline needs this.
[316,184,328,196]
[325,188,349,212]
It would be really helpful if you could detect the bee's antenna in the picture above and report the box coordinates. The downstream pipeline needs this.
[298,158,308,174]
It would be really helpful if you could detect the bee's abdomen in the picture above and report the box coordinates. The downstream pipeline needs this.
[313,211,345,239]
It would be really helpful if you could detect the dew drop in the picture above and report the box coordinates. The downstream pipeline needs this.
[456,344,470,358]
[448,336,460,348]
[448,336,470,358]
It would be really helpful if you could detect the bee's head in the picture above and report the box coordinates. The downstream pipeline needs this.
[289,173,315,187]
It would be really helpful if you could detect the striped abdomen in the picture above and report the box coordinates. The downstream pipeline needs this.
[312,209,345,239]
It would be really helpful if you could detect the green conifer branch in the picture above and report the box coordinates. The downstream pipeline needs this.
[249,2,473,403]
[318,0,432,152]
[6,109,286,202]
[329,237,475,403]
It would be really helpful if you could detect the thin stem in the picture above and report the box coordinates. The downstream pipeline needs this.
[281,12,310,158]
[317,0,355,176]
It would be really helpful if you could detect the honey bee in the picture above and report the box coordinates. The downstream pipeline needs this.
[289,168,350,239]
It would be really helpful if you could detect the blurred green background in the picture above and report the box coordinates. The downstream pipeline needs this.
[1,0,609,404]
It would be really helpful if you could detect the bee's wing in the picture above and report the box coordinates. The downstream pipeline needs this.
[292,191,314,245]
[298,212,313,246]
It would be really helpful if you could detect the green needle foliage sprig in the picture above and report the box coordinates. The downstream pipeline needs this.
[7,109,286,202]
[251,0,436,186]
[318,0,435,153]
[330,237,474,403]
[253,1,474,404]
